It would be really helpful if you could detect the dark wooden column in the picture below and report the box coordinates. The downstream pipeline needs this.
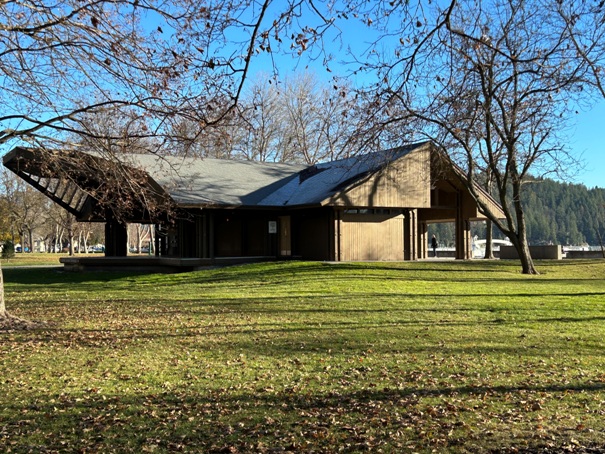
[105,219,128,257]
[208,211,215,259]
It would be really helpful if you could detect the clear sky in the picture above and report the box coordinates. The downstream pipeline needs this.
[248,56,605,190]
[569,101,605,189]
[244,11,605,190]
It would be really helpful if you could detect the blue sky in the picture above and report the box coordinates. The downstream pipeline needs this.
[136,2,605,189]
[241,9,605,190]
[569,101,605,189]
[247,54,605,190]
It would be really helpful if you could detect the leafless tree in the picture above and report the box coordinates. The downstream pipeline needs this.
[1,1,181,149]
[0,169,48,252]
[236,74,285,162]
[128,223,154,254]
[167,72,364,164]
[45,206,78,254]
[169,113,244,160]
[235,73,364,164]
[351,0,605,274]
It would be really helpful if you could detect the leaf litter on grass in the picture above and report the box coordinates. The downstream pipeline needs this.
[2,261,605,452]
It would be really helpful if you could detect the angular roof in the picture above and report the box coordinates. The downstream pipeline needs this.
[257,145,420,206]
[105,142,427,208]
[4,141,504,221]
[116,153,307,207]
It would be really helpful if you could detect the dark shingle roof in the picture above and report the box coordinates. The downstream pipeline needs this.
[118,143,427,207]
[257,145,421,206]
[118,154,306,206]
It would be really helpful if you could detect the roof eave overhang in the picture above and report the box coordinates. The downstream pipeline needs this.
[430,146,506,220]
[449,165,506,219]
[3,147,173,222]
[176,202,325,211]
[3,147,93,218]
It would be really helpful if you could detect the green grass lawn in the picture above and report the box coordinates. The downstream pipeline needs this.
[2,253,79,267]
[1,260,605,453]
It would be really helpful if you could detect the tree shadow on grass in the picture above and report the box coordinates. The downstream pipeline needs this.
[9,310,605,359]
[5,262,605,295]
[2,377,605,453]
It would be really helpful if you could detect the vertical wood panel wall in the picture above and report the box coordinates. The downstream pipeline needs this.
[328,146,431,209]
[339,213,404,261]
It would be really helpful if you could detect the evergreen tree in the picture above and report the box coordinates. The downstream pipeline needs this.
[1,241,15,260]
[521,178,605,246]
[454,176,605,247]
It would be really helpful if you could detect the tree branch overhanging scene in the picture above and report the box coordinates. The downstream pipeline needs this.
[1,0,605,452]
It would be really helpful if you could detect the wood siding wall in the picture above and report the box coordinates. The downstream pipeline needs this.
[339,213,404,261]
[328,146,431,209]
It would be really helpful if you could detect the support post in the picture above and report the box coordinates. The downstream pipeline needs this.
[455,192,472,260]
[208,211,215,259]
[104,219,128,257]
[404,209,418,261]
[418,221,428,259]
[334,209,341,262]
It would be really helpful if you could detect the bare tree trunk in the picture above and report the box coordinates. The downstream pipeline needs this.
[518,238,537,274]
[0,263,6,317]
[68,226,75,256]
[484,220,495,259]
[508,174,538,274]
[509,213,537,274]
[150,225,155,255]
[78,227,90,254]
[54,225,63,253]
[137,225,143,253]
[483,171,495,260]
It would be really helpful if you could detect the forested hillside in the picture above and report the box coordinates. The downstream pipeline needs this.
[431,179,605,247]
[523,179,605,246]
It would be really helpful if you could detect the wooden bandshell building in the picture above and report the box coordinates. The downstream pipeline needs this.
[3,142,503,268]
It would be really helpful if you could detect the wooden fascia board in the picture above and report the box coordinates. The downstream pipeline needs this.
[449,165,505,219]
